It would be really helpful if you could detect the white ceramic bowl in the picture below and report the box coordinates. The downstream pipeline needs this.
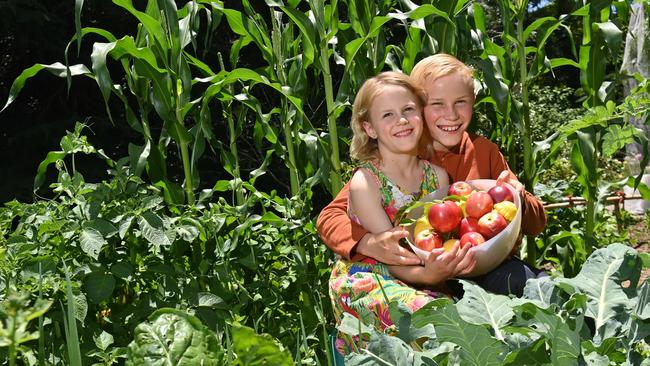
[404,179,522,276]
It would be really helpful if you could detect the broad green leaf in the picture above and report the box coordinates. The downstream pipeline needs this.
[514,303,581,365]
[602,124,642,157]
[93,331,114,351]
[138,212,172,253]
[337,311,372,336]
[111,261,134,280]
[85,219,118,238]
[197,292,228,309]
[80,227,108,260]
[2,63,90,112]
[456,281,514,340]
[231,325,293,365]
[593,21,623,56]
[557,244,641,339]
[84,272,116,304]
[412,301,506,365]
[501,338,550,365]
[522,276,558,308]
[629,282,650,344]
[345,332,421,365]
[126,309,225,365]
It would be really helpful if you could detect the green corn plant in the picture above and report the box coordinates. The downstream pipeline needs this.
[569,0,627,253]
[2,0,216,204]
[473,0,578,263]
[393,0,467,74]
[220,1,325,198]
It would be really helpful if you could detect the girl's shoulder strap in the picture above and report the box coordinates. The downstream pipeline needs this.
[420,160,440,194]
[354,161,386,188]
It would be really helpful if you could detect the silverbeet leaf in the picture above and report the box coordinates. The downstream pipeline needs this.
[126,308,225,366]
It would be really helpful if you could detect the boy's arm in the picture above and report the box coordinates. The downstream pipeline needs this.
[316,182,369,260]
[490,148,547,236]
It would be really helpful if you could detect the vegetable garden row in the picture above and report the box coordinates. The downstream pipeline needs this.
[1,0,649,364]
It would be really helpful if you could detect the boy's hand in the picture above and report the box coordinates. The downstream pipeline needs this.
[496,170,524,193]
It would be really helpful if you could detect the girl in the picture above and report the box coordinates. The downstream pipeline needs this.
[329,71,475,355]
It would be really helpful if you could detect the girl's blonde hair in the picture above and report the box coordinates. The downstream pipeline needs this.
[410,53,475,93]
[350,71,426,162]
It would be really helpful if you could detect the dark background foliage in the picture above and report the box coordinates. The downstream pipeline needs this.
[0,0,590,204]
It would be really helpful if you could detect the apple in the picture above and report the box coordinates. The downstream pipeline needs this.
[465,191,494,219]
[487,184,514,203]
[493,201,517,222]
[428,200,463,233]
[477,211,508,239]
[415,228,443,251]
[459,232,486,247]
[448,181,474,197]
[413,216,433,236]
[442,238,460,252]
[459,217,480,237]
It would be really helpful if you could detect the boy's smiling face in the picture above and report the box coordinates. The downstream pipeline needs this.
[423,72,475,152]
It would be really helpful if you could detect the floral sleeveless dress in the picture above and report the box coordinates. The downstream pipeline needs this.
[329,160,443,355]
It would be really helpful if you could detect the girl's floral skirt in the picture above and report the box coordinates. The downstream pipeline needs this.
[329,258,441,355]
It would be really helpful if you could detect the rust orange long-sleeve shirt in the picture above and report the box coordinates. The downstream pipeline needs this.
[317,132,547,261]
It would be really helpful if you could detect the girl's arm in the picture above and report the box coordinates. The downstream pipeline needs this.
[350,169,476,285]
[388,242,476,286]
[349,169,394,233]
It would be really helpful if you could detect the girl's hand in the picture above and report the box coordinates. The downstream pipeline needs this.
[357,227,422,266]
[421,242,476,285]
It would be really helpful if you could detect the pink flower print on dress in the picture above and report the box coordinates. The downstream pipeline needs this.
[385,199,399,222]
[368,299,393,329]
[351,276,376,294]
[407,295,432,312]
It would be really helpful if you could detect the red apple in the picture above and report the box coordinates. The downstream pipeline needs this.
[459,232,486,247]
[448,181,474,197]
[465,191,494,219]
[414,228,443,251]
[487,184,514,203]
[477,212,508,239]
[459,217,480,237]
[428,200,463,233]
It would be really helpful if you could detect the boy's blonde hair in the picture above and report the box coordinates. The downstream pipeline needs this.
[350,71,426,162]
[410,53,475,93]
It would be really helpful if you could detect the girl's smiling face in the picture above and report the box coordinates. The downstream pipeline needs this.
[362,84,423,158]
[423,72,475,152]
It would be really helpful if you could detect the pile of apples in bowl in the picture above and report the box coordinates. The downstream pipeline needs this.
[403,179,522,276]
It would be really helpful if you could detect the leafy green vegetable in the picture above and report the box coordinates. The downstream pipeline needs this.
[125,308,225,366]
